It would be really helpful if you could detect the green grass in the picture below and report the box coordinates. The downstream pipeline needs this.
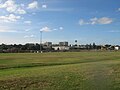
[0,52,120,90]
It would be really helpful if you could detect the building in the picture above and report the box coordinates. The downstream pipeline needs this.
[52,46,70,51]
[44,42,52,46]
[59,42,68,46]
[114,46,119,50]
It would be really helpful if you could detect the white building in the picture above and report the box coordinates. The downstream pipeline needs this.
[52,46,69,51]
[115,46,119,50]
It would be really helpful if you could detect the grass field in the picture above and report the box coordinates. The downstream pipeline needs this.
[0,52,120,90]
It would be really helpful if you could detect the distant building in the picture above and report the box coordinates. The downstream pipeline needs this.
[44,42,52,46]
[114,46,119,50]
[59,42,68,46]
[42,42,53,51]
[52,46,69,51]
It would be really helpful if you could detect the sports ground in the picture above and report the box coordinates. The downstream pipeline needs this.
[0,52,120,90]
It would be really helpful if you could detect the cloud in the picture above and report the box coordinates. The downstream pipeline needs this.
[24,21,32,24]
[59,27,63,30]
[40,27,52,32]
[53,28,58,31]
[30,35,35,38]
[0,0,26,14]
[40,26,64,32]
[16,8,26,14]
[42,5,47,9]
[27,1,38,9]
[0,0,17,12]
[90,17,98,25]
[25,29,30,32]
[79,19,89,25]
[97,17,113,24]
[118,8,120,11]
[53,27,64,31]
[0,14,21,22]
[79,17,113,25]
[24,35,36,38]
[0,29,17,32]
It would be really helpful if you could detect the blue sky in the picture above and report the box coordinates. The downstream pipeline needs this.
[0,0,120,45]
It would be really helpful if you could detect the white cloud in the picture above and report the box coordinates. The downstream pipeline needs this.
[53,28,58,31]
[0,0,26,14]
[79,19,84,25]
[30,35,35,38]
[59,27,63,30]
[40,27,52,32]
[0,29,17,32]
[40,26,64,32]
[97,17,113,24]
[42,5,47,9]
[25,29,30,32]
[79,19,89,25]
[118,8,120,11]
[0,0,17,12]
[90,17,113,25]
[79,17,113,25]
[0,26,17,32]
[24,21,32,24]
[53,27,64,31]
[27,1,38,9]
[16,8,26,14]
[24,35,35,38]
[90,17,98,25]
[0,14,21,22]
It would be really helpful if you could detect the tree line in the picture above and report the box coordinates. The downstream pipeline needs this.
[0,43,119,53]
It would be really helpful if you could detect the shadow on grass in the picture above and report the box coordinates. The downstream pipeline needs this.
[0,58,118,70]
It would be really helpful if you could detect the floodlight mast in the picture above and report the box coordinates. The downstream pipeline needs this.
[40,30,43,53]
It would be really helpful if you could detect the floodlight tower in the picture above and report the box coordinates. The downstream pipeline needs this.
[75,40,77,46]
[40,30,43,53]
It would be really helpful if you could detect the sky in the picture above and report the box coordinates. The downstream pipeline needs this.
[0,0,120,45]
